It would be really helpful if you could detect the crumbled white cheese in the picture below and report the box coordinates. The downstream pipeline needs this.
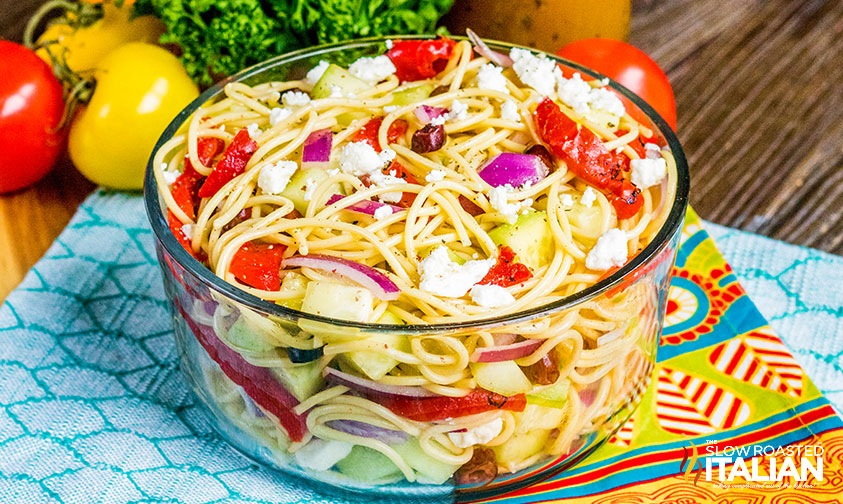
[349,55,396,84]
[425,169,446,182]
[509,48,562,96]
[294,438,353,471]
[580,187,597,207]
[600,77,610,86]
[448,100,469,121]
[258,160,298,195]
[329,85,344,98]
[269,107,292,126]
[161,163,179,185]
[282,90,311,107]
[303,176,318,202]
[373,205,393,221]
[338,142,390,177]
[560,193,574,208]
[383,105,399,113]
[470,284,516,308]
[385,39,394,50]
[430,115,447,126]
[500,100,521,122]
[630,157,667,189]
[181,224,194,238]
[305,60,330,86]
[246,123,261,140]
[448,418,503,448]
[586,229,629,271]
[644,142,661,159]
[588,87,625,123]
[488,185,531,223]
[418,246,494,298]
[371,171,404,204]
[476,63,510,94]
[556,72,625,126]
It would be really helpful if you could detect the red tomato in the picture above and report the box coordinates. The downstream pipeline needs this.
[556,39,677,130]
[0,41,66,193]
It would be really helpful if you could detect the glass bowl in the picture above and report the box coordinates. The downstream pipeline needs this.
[144,35,689,502]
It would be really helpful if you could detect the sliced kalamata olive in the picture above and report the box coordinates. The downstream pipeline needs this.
[287,346,324,363]
[522,348,560,385]
[222,208,252,233]
[430,85,449,97]
[284,208,303,219]
[526,144,556,174]
[455,447,498,486]
[412,124,446,153]
[458,195,485,216]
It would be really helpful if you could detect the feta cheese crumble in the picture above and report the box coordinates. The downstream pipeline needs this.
[509,48,562,96]
[338,142,390,177]
[181,224,194,238]
[373,205,393,221]
[258,160,298,195]
[429,115,447,126]
[383,105,399,113]
[630,157,667,189]
[644,142,661,159]
[294,439,353,471]
[349,55,396,84]
[488,185,532,223]
[585,229,628,271]
[556,72,625,126]
[303,176,318,202]
[282,91,311,107]
[418,246,494,298]
[560,193,574,208]
[246,123,261,139]
[305,60,330,86]
[448,99,469,121]
[448,418,503,448]
[476,63,510,94]
[500,100,521,122]
[580,187,597,207]
[328,84,343,98]
[470,284,516,308]
[269,107,292,126]
[425,169,446,182]
[161,163,179,185]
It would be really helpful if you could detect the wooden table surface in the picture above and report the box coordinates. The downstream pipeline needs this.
[1,0,842,301]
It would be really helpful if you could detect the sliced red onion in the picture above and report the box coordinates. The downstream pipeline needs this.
[478,153,549,188]
[467,28,513,67]
[237,386,265,418]
[203,300,218,316]
[578,384,598,407]
[414,105,449,124]
[470,339,543,363]
[324,367,439,398]
[525,144,556,174]
[326,419,408,444]
[411,124,446,153]
[302,128,333,170]
[325,194,403,217]
[283,254,400,301]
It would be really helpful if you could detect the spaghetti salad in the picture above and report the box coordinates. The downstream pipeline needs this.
[155,37,674,486]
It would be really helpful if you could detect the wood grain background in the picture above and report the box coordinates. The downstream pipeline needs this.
[1,0,841,300]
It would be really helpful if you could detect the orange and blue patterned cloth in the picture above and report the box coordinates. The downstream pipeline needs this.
[0,192,840,503]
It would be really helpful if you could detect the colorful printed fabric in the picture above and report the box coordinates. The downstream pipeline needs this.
[0,192,840,504]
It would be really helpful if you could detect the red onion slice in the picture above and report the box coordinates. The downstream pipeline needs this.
[325,194,404,217]
[478,153,549,188]
[283,254,400,301]
[324,367,440,398]
[414,105,449,124]
[302,128,333,170]
[326,419,408,444]
[470,339,543,363]
[467,29,513,67]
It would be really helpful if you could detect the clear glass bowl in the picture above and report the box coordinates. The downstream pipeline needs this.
[144,35,689,502]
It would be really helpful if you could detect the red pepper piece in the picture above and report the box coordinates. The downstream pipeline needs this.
[167,210,194,255]
[378,389,526,422]
[534,98,643,219]
[229,241,286,291]
[384,161,418,208]
[478,245,533,287]
[196,137,225,167]
[175,302,306,441]
[353,117,408,152]
[387,38,457,82]
[198,129,258,198]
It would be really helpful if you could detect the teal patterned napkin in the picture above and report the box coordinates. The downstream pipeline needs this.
[0,190,841,503]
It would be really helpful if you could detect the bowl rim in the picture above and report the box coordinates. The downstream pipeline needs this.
[144,34,690,334]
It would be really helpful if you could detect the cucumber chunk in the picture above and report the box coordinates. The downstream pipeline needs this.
[336,445,402,482]
[492,429,551,470]
[311,64,369,99]
[299,281,374,342]
[225,316,275,352]
[279,168,340,214]
[390,83,434,106]
[488,211,554,271]
[526,378,570,409]
[272,360,323,402]
[341,311,409,380]
[470,361,532,396]
[393,438,459,485]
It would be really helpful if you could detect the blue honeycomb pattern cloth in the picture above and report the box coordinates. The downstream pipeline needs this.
[0,190,841,504]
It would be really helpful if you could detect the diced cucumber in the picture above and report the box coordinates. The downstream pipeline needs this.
[275,271,308,312]
[492,429,551,469]
[311,64,369,99]
[488,211,554,271]
[279,168,340,214]
[298,281,374,342]
[336,445,402,482]
[513,404,565,435]
[565,198,603,236]
[341,311,409,380]
[393,438,459,485]
[390,83,434,106]
[272,360,323,402]
[526,378,570,409]
[294,438,353,471]
[225,316,276,352]
[470,361,532,396]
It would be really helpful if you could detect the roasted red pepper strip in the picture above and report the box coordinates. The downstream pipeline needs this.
[167,210,196,257]
[387,38,457,82]
[384,161,418,208]
[479,246,533,287]
[353,117,408,152]
[534,98,643,218]
[229,241,286,291]
[198,129,258,198]
[196,137,225,167]
[175,302,306,441]
[378,389,526,422]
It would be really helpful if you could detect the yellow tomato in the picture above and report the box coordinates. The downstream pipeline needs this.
[68,43,199,190]
[36,3,164,73]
